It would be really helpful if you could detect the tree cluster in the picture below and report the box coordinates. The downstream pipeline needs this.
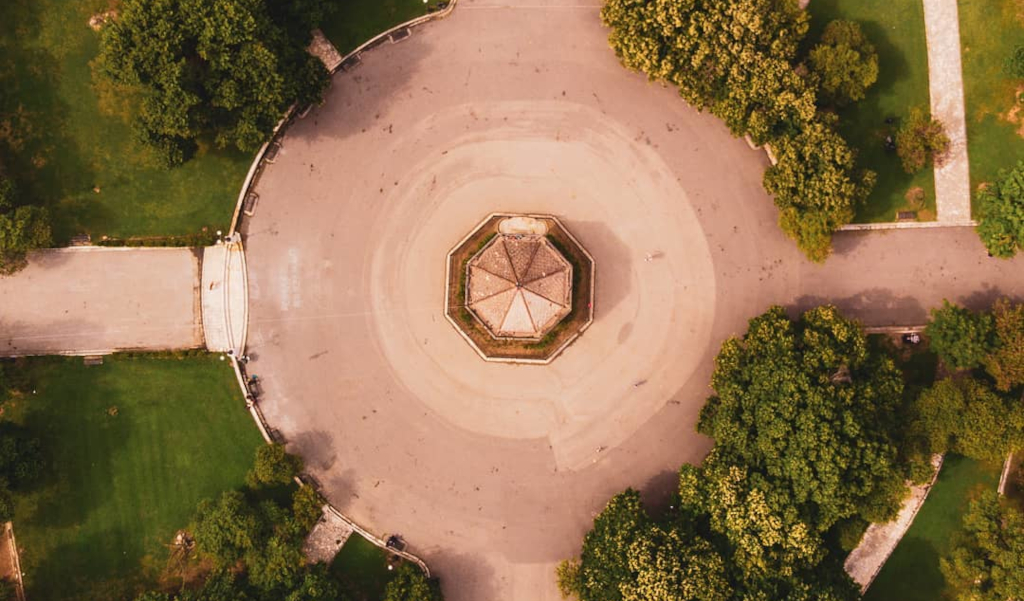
[941,491,1024,601]
[134,443,442,601]
[599,0,877,261]
[977,161,1024,258]
[100,0,331,166]
[560,306,914,601]
[0,174,51,275]
[911,299,1024,462]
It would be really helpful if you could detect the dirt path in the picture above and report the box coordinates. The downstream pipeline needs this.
[923,0,973,223]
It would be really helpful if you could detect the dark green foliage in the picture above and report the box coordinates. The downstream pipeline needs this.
[941,491,1024,601]
[193,490,264,566]
[926,300,996,370]
[977,161,1024,258]
[809,20,879,107]
[1005,46,1024,78]
[283,564,339,601]
[556,559,582,599]
[245,534,305,592]
[382,562,444,601]
[599,0,872,260]
[100,0,330,165]
[577,489,649,601]
[179,570,250,601]
[911,377,1024,461]
[0,422,43,521]
[699,305,908,527]
[0,174,51,275]
[764,117,875,261]
[291,484,325,534]
[247,443,303,487]
[895,107,951,174]
[985,298,1024,391]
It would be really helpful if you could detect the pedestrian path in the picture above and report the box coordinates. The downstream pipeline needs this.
[922,0,972,224]
[0,247,203,356]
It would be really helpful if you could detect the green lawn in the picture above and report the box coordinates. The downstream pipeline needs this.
[958,0,1024,208]
[0,0,250,242]
[320,0,430,55]
[863,455,1002,601]
[5,354,263,601]
[808,0,937,223]
[328,533,398,601]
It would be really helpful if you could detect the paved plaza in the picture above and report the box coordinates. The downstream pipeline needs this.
[238,2,1023,600]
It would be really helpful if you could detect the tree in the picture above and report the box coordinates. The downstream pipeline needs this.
[557,559,583,600]
[895,108,950,173]
[926,300,996,370]
[283,564,339,601]
[247,443,303,488]
[245,535,305,593]
[383,562,444,601]
[1005,46,1024,78]
[577,489,650,601]
[0,175,51,275]
[179,569,250,601]
[193,490,264,566]
[808,20,879,107]
[100,0,329,165]
[985,298,1024,392]
[763,118,875,261]
[976,161,1024,258]
[941,491,1024,601]
[911,377,1024,461]
[622,524,731,601]
[698,305,908,529]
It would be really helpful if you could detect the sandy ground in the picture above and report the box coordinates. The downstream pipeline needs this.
[0,247,202,355]
[241,2,1024,600]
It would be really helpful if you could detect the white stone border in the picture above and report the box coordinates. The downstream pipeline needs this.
[442,213,596,365]
[844,454,945,592]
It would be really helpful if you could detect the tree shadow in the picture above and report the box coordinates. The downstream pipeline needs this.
[0,0,97,229]
[790,287,927,326]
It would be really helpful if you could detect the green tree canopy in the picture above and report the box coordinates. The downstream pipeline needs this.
[577,489,650,601]
[0,175,51,275]
[977,161,1024,258]
[383,563,445,601]
[193,490,265,566]
[985,298,1024,392]
[808,20,879,107]
[698,305,908,528]
[763,118,875,261]
[911,377,1024,461]
[247,442,303,488]
[622,524,731,601]
[895,107,950,174]
[926,300,996,370]
[100,0,330,165]
[941,491,1024,601]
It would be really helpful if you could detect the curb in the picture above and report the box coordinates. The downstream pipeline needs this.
[224,6,461,577]
[839,220,978,232]
[228,0,459,237]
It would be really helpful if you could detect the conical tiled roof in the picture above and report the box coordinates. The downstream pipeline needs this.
[466,234,572,338]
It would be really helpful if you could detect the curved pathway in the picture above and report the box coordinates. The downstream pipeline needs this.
[235,2,1022,600]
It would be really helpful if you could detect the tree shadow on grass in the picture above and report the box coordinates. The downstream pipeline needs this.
[0,0,97,227]
[23,527,150,601]
[863,535,943,601]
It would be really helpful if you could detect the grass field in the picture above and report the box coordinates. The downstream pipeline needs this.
[807,0,937,223]
[328,533,397,601]
[320,0,430,54]
[5,354,263,601]
[958,0,1024,208]
[863,455,1002,601]
[0,0,250,242]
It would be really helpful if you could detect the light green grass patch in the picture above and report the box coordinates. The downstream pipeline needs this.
[320,0,430,55]
[6,354,263,601]
[808,0,937,223]
[958,0,1024,212]
[863,455,1002,601]
[0,0,250,242]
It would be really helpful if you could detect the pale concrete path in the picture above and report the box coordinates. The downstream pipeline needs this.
[0,247,203,355]
[923,0,972,223]
[201,240,248,355]
[239,2,1024,601]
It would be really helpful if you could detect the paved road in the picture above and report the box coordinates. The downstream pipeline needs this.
[0,247,203,355]
[241,2,1024,600]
